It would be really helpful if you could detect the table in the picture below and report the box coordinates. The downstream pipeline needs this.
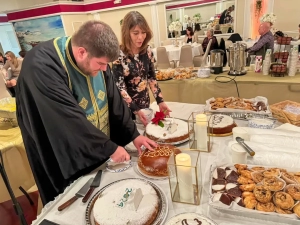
[153,71,300,105]
[30,102,292,225]
[152,44,202,62]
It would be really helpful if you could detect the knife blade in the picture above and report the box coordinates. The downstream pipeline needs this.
[57,178,93,211]
[82,170,103,203]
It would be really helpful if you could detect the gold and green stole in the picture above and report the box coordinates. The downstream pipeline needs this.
[53,36,109,136]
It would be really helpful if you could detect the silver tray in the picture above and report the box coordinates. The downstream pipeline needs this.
[134,163,169,181]
[208,111,276,121]
[85,178,168,225]
[165,212,218,225]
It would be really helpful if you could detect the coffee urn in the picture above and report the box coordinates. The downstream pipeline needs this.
[228,42,247,76]
[210,49,225,74]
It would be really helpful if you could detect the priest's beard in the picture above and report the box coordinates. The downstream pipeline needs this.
[77,58,98,77]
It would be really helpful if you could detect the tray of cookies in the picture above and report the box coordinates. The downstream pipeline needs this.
[209,163,300,225]
[205,96,271,115]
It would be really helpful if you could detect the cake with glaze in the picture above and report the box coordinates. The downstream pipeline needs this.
[145,118,189,143]
[138,144,181,177]
[93,179,159,225]
[166,212,217,225]
[208,114,236,134]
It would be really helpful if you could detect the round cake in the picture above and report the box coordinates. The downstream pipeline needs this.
[93,179,159,225]
[145,118,189,143]
[166,213,217,225]
[208,114,236,134]
[138,144,181,177]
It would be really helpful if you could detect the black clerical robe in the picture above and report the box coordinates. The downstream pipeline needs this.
[15,39,139,205]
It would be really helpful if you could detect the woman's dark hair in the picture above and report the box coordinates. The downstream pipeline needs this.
[194,23,201,31]
[186,27,194,36]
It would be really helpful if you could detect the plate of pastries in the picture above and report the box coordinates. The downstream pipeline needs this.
[155,68,197,81]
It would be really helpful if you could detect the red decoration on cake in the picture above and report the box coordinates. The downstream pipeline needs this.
[151,111,166,127]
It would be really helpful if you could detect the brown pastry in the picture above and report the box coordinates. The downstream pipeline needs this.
[240,170,252,180]
[256,202,275,212]
[294,174,300,183]
[263,168,281,177]
[215,97,224,102]
[240,184,256,192]
[226,170,239,183]
[251,166,265,171]
[237,176,254,185]
[251,171,264,183]
[242,191,255,199]
[281,172,298,184]
[244,196,257,209]
[235,164,247,171]
[253,186,272,203]
[286,185,300,201]
[275,206,293,214]
[274,192,294,210]
[262,176,285,191]
[293,203,300,218]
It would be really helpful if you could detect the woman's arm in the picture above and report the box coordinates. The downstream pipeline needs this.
[111,57,140,113]
[146,46,164,104]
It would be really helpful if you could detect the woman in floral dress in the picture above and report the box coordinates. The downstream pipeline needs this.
[112,11,170,126]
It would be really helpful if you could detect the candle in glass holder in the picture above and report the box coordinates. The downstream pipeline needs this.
[195,114,208,151]
[175,153,193,201]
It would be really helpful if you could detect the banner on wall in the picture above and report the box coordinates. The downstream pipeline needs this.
[13,15,65,52]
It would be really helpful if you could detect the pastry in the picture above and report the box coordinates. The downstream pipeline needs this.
[207,114,236,134]
[219,193,233,206]
[251,171,264,183]
[242,191,255,199]
[262,176,285,191]
[244,196,257,209]
[285,185,300,201]
[213,168,226,180]
[293,203,300,218]
[263,168,281,177]
[234,197,245,207]
[274,206,293,214]
[226,170,239,183]
[253,186,272,203]
[240,170,252,180]
[227,186,242,198]
[235,164,247,173]
[240,184,256,192]
[237,176,254,185]
[256,202,275,212]
[274,192,294,210]
[250,166,265,171]
[281,172,298,184]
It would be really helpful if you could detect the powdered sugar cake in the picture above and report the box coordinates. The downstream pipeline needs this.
[145,118,189,143]
[93,179,159,225]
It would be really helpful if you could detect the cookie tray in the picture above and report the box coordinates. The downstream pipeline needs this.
[208,163,300,225]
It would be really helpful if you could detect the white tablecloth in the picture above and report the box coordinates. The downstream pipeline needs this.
[152,44,202,61]
[31,102,293,225]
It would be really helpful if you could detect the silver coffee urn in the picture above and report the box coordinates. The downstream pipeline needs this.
[228,42,247,76]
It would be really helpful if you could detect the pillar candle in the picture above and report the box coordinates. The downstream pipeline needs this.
[175,153,193,201]
[195,114,208,151]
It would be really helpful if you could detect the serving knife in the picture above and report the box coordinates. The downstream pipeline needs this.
[58,178,93,211]
[236,137,255,156]
[82,170,103,203]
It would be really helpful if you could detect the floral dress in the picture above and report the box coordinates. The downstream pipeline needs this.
[112,46,164,113]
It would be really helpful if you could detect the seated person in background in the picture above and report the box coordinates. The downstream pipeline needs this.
[247,22,274,55]
[202,29,218,53]
[214,24,222,34]
[184,27,196,43]
[194,23,204,38]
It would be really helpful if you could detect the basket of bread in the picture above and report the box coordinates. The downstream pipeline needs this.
[270,100,300,126]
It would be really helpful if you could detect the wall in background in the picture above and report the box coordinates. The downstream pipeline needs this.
[184,3,217,22]
[0,23,20,56]
[61,14,89,36]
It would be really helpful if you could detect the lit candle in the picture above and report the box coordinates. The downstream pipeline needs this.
[195,114,208,151]
[175,153,193,201]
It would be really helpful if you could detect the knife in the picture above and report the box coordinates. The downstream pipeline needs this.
[57,178,93,211]
[82,170,103,203]
[236,137,255,156]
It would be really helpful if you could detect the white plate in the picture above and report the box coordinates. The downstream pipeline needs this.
[106,159,131,173]
[165,213,218,225]
[134,163,169,181]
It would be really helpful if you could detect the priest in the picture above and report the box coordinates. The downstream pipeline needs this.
[16,20,157,205]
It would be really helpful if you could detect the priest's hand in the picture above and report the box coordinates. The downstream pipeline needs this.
[136,110,148,126]
[158,102,171,116]
[110,146,130,163]
[133,135,158,155]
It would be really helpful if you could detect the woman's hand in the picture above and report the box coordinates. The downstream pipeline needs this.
[133,135,158,155]
[136,110,148,126]
[158,102,172,116]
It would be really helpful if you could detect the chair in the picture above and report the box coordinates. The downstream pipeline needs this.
[177,45,193,68]
[193,39,212,67]
[156,47,175,69]
[160,39,173,46]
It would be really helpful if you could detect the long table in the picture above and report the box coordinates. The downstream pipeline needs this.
[30,102,292,225]
[152,71,300,105]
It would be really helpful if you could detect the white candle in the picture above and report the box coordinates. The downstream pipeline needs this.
[175,153,193,201]
[232,127,250,141]
[195,114,208,151]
